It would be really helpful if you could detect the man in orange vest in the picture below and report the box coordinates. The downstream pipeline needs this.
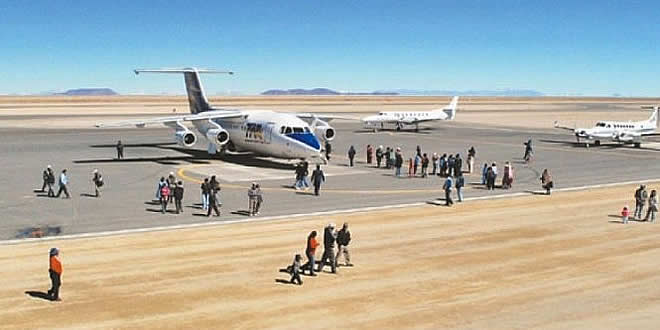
[48,248,62,301]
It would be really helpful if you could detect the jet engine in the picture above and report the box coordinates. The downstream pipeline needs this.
[206,128,230,146]
[175,130,197,147]
[314,125,336,141]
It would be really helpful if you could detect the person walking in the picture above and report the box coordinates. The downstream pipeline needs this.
[456,173,465,202]
[302,230,320,276]
[42,165,55,196]
[481,163,488,185]
[502,161,513,189]
[301,161,310,190]
[439,153,448,177]
[416,145,422,158]
[366,144,373,164]
[447,154,456,177]
[645,190,658,222]
[524,139,533,161]
[467,146,476,174]
[335,223,353,267]
[384,147,391,169]
[348,145,356,167]
[254,184,263,215]
[431,153,439,175]
[156,177,166,201]
[201,178,210,211]
[454,153,463,176]
[443,176,454,206]
[325,141,333,161]
[207,177,221,217]
[311,165,325,196]
[116,140,124,159]
[47,248,62,301]
[634,185,649,220]
[174,181,184,214]
[248,183,258,216]
[167,172,177,204]
[40,166,50,192]
[92,169,103,197]
[413,154,421,176]
[389,147,396,170]
[317,223,338,274]
[376,145,383,168]
[486,167,496,190]
[421,153,429,178]
[394,148,404,177]
[160,183,170,213]
[55,169,70,199]
[289,254,303,285]
[540,169,553,195]
[294,162,305,190]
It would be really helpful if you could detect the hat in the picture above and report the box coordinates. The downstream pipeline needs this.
[49,248,59,256]
[169,172,175,176]
[328,222,336,228]
[379,145,383,149]
[93,169,98,173]
[396,147,401,151]
[47,165,52,169]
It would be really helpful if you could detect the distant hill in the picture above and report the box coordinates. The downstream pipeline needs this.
[375,89,544,97]
[58,88,118,96]
[261,88,397,96]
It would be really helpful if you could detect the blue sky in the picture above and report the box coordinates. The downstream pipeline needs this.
[1,1,659,96]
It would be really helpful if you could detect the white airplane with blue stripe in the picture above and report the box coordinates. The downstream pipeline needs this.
[97,68,340,162]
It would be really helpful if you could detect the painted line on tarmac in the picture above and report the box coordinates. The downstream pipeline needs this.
[3,177,660,246]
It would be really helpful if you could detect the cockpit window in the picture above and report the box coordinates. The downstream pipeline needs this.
[596,123,605,127]
[304,127,310,133]
[280,126,285,134]
[293,127,304,133]
[285,127,293,134]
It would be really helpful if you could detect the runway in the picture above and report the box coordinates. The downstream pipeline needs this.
[2,115,660,241]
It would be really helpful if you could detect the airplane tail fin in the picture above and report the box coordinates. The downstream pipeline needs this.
[642,105,659,128]
[134,68,233,114]
[440,96,459,121]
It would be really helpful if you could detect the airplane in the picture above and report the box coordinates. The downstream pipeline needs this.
[361,96,458,132]
[96,68,341,162]
[553,105,659,148]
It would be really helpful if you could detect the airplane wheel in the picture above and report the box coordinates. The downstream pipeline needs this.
[634,143,641,148]
[594,140,601,146]
[396,126,401,131]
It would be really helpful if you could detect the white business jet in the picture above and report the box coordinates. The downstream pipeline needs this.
[96,68,340,162]
[361,96,458,132]
[553,105,659,148]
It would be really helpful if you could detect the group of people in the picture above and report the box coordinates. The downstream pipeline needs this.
[623,184,659,223]
[156,172,185,214]
[289,222,352,285]
[39,165,105,199]
[293,162,326,196]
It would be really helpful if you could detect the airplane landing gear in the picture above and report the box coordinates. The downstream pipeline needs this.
[634,142,641,148]
[594,140,601,146]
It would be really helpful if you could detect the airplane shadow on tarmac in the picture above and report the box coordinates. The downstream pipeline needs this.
[540,139,660,152]
[78,143,296,170]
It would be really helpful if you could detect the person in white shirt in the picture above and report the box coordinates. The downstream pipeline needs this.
[56,169,70,198]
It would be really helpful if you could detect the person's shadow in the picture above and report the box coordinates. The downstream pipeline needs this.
[25,290,52,301]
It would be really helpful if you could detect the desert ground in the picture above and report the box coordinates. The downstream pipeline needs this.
[3,183,660,329]
[3,96,660,329]
[1,95,659,129]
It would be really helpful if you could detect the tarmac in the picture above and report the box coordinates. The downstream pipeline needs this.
[2,115,660,241]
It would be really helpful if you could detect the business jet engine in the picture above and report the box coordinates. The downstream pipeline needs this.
[175,130,197,147]
[314,125,336,141]
[206,128,230,146]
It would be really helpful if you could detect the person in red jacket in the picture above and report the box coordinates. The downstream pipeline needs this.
[48,248,62,301]
[301,231,320,276]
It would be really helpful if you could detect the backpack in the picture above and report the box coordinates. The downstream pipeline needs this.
[161,185,170,197]
[96,176,104,187]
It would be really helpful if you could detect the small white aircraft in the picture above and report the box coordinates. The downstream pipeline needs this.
[553,106,659,148]
[96,68,340,162]
[361,96,458,132]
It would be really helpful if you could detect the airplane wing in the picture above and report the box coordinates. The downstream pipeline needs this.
[295,113,358,122]
[553,121,576,132]
[95,111,244,128]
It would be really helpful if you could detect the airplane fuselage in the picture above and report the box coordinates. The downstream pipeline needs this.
[194,109,323,160]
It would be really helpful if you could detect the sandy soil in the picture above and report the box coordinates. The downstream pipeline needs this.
[3,183,660,329]
[0,96,659,129]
